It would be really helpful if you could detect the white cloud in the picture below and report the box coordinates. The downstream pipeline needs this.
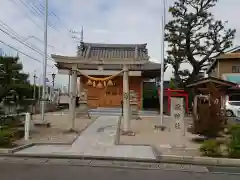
[0,0,239,86]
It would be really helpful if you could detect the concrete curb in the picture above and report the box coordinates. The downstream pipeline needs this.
[0,143,34,154]
[1,152,240,167]
[0,153,158,163]
[155,155,240,167]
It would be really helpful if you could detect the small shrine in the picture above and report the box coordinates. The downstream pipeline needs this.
[52,41,161,132]
[187,76,237,137]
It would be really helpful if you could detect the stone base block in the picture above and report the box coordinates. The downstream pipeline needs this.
[120,130,135,136]
[130,104,141,120]
[66,128,79,133]
[76,113,91,118]
[34,121,51,128]
[131,115,141,120]
[153,124,166,131]
[76,102,90,118]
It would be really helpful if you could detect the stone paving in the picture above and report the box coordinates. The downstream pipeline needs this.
[15,116,156,160]
[89,108,159,117]
[120,116,201,156]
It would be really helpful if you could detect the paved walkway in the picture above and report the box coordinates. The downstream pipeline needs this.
[15,116,155,160]
[89,108,159,117]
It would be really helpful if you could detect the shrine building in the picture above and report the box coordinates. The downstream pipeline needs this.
[53,42,161,110]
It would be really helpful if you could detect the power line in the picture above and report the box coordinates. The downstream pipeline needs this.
[34,0,66,31]
[0,39,45,64]
[30,0,59,30]
[32,0,73,37]
[11,0,73,43]
[0,24,54,63]
[17,0,59,31]
[0,40,53,68]
[0,20,26,42]
[9,0,43,31]
[24,35,54,49]
[0,20,44,53]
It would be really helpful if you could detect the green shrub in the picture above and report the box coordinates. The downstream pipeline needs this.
[227,125,240,158]
[200,139,221,157]
[0,130,13,147]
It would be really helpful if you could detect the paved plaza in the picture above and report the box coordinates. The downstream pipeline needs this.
[12,108,203,158]
[15,115,156,160]
[16,110,98,145]
[120,116,201,156]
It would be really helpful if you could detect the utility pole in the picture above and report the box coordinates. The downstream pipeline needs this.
[159,0,166,130]
[41,0,48,122]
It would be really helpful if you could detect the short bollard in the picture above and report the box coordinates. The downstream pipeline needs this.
[24,112,30,141]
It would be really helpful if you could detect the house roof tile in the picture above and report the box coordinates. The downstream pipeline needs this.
[77,42,149,61]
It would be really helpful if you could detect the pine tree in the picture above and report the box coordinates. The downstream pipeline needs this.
[165,0,236,87]
[0,56,33,113]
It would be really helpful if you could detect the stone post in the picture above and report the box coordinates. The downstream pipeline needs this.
[76,89,90,118]
[70,65,77,131]
[170,97,185,148]
[130,90,141,120]
[24,112,31,141]
[123,64,130,132]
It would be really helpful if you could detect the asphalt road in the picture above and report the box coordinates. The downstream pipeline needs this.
[0,158,240,180]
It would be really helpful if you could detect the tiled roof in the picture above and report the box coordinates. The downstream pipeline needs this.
[216,53,240,59]
[225,46,240,53]
[77,42,149,60]
[206,49,240,74]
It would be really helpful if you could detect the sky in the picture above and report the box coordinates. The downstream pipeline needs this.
[0,0,239,88]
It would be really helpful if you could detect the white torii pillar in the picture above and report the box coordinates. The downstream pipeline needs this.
[123,64,130,132]
[69,65,77,130]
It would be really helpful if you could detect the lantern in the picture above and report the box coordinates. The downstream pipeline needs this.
[92,81,96,87]
[86,79,92,86]
[103,81,107,87]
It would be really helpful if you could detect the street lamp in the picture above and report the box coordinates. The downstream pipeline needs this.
[51,73,56,88]
[33,73,37,100]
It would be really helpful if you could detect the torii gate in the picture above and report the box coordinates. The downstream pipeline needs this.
[51,54,148,133]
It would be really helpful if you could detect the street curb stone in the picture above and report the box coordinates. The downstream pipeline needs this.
[1,153,240,167]
[156,155,240,167]
[0,143,34,154]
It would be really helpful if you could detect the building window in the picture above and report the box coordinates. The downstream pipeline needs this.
[232,66,240,73]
